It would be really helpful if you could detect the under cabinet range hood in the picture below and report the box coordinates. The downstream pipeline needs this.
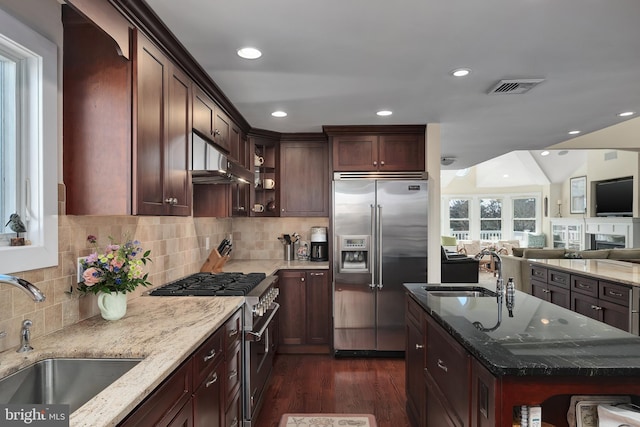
[191,131,253,184]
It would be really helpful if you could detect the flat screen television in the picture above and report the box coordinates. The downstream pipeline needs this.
[594,176,633,217]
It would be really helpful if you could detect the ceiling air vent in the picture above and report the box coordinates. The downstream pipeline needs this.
[488,79,545,95]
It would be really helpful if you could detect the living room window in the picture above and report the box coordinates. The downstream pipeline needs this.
[480,198,502,241]
[513,197,537,241]
[448,199,470,240]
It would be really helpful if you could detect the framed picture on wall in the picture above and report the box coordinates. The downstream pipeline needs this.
[570,176,587,214]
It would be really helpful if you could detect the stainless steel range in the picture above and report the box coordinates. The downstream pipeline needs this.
[150,271,280,427]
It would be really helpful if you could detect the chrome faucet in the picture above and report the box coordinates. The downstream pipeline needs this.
[16,319,33,353]
[0,274,46,302]
[472,250,516,331]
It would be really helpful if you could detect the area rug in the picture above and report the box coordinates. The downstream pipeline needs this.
[279,413,377,427]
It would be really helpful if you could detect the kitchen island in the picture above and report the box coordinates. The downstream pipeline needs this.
[404,282,640,427]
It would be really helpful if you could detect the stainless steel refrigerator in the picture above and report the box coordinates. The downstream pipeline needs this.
[332,172,428,355]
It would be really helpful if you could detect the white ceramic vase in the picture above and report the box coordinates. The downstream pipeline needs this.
[97,291,127,321]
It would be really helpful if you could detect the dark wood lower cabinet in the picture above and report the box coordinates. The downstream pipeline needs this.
[532,265,632,332]
[119,309,241,427]
[278,269,331,354]
[405,294,640,427]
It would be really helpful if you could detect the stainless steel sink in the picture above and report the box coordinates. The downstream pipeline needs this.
[423,285,497,298]
[0,358,142,412]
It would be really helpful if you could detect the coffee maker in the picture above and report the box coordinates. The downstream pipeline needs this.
[310,226,328,262]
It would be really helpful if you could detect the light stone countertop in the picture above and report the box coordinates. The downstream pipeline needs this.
[528,258,640,286]
[0,259,328,426]
[222,258,329,275]
[0,295,244,427]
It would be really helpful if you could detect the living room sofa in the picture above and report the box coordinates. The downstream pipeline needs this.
[501,247,640,294]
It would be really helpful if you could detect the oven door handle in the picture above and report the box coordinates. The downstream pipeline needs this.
[245,302,280,342]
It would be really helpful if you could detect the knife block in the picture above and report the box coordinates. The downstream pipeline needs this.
[200,249,230,273]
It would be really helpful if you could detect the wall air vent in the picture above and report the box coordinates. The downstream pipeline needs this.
[488,79,545,95]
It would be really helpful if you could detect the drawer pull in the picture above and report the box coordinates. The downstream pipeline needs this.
[205,372,218,387]
[229,329,239,339]
[577,283,589,289]
[203,349,217,362]
[415,344,424,350]
[230,418,238,427]
[591,305,603,311]
[228,369,238,380]
[542,289,550,293]
[437,359,448,372]
[609,290,624,297]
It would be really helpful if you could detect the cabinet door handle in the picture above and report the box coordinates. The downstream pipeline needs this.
[229,329,239,339]
[205,372,218,387]
[380,160,385,166]
[228,369,238,380]
[591,305,602,311]
[300,277,305,282]
[609,290,624,297]
[214,129,221,136]
[203,349,217,362]
[437,359,448,372]
[373,161,377,166]
[230,418,238,427]
[415,344,424,350]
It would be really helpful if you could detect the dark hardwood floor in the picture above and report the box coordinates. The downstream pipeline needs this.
[253,354,411,427]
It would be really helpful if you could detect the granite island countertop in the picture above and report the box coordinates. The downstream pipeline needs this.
[404,282,640,377]
[0,295,244,427]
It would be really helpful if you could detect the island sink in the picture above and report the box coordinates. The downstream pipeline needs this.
[422,285,497,298]
[0,358,142,412]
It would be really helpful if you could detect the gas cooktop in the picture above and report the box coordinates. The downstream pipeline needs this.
[149,272,267,296]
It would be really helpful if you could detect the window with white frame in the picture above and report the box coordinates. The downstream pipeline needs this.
[512,197,537,240]
[448,199,470,240]
[480,198,502,241]
[442,193,540,244]
[0,6,58,273]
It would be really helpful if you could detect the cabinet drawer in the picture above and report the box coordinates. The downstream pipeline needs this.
[119,358,192,427]
[193,328,224,386]
[530,265,548,282]
[225,341,241,408]
[225,390,241,427]
[599,281,630,307]
[548,269,570,289]
[225,309,242,350]
[571,275,598,297]
[426,317,469,423]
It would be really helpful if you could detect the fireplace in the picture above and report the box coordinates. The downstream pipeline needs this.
[591,234,626,250]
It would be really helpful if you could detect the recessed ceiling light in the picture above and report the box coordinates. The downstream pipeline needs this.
[237,47,262,59]
[558,150,569,156]
[376,110,393,117]
[451,68,471,77]
[503,174,509,178]
[618,111,635,117]
[271,111,287,118]
[540,151,550,156]
[568,130,581,135]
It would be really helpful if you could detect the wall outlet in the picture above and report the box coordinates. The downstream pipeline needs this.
[205,237,210,250]
[77,257,85,283]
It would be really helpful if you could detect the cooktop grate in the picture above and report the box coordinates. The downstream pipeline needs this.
[149,272,267,296]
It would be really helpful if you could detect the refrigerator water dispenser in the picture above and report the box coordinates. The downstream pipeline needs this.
[338,235,370,273]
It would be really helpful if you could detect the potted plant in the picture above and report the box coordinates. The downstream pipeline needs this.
[78,235,152,320]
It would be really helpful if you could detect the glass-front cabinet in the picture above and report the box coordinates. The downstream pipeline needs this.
[551,218,584,250]
[249,132,279,216]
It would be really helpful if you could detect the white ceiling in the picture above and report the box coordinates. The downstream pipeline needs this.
[145,0,640,170]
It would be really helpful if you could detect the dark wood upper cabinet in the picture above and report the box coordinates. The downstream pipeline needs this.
[279,136,329,217]
[63,8,191,216]
[193,86,215,142]
[133,30,192,216]
[324,125,426,172]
